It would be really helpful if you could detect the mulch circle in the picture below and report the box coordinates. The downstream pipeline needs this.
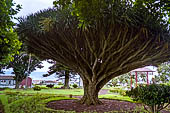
[47,99,170,113]
[47,99,141,113]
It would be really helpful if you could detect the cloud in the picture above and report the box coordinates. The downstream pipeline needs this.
[14,0,54,17]
[35,61,53,72]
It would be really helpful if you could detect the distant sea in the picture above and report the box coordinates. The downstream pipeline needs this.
[2,71,57,80]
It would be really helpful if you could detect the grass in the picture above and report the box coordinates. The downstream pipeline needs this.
[35,84,64,89]
[4,93,76,113]
[0,94,10,113]
[0,88,146,113]
[8,94,76,113]
[99,94,135,103]
[3,88,84,96]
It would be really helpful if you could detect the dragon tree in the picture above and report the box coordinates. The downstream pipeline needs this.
[17,0,170,105]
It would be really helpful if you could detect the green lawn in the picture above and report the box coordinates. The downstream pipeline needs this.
[0,94,10,113]
[0,94,76,113]
[0,88,144,113]
[3,88,84,96]
[99,94,135,103]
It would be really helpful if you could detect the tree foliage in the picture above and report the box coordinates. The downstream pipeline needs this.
[157,62,170,83]
[0,0,22,64]
[43,60,76,88]
[17,0,170,105]
[5,53,43,88]
[54,0,170,28]
[126,84,170,113]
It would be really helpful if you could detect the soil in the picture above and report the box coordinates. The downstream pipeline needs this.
[47,99,170,113]
[46,89,170,113]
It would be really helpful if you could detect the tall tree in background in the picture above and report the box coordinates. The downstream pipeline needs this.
[17,1,170,105]
[5,53,43,88]
[0,0,22,64]
[157,62,170,83]
[43,60,75,89]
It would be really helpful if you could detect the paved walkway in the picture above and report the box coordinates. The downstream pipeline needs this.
[99,89,109,95]
[73,89,109,98]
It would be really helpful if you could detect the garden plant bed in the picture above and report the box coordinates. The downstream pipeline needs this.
[0,101,4,113]
[47,99,170,113]
[0,89,4,91]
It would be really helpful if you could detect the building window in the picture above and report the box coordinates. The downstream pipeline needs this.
[9,80,11,85]
[1,80,6,82]
[13,80,16,85]
[0,80,6,85]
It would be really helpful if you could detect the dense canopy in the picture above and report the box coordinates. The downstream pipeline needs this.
[0,0,22,64]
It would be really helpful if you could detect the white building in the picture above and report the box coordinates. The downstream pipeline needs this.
[0,75,15,88]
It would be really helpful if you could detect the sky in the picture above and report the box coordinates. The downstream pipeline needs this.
[13,0,54,72]
[14,0,54,17]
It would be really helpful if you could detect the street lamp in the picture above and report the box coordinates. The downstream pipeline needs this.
[25,53,31,89]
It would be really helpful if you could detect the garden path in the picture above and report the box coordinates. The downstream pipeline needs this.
[73,89,109,98]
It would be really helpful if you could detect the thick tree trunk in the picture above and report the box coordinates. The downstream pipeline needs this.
[79,82,102,105]
[64,71,70,89]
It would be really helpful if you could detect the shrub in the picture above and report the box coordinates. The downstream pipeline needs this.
[46,84,54,88]
[20,86,24,89]
[109,88,126,96]
[107,83,113,87]
[126,84,170,113]
[72,84,78,88]
[33,86,41,91]
[39,86,48,89]
[109,89,119,93]
[57,82,63,85]
[119,90,126,96]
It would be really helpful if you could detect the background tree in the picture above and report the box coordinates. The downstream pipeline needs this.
[0,0,22,64]
[5,53,43,88]
[157,62,170,83]
[154,75,160,83]
[0,64,6,74]
[140,73,147,82]
[112,73,131,87]
[18,1,170,105]
[110,78,118,87]
[43,60,76,89]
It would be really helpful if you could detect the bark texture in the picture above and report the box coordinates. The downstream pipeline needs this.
[64,71,70,89]
[79,81,102,105]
